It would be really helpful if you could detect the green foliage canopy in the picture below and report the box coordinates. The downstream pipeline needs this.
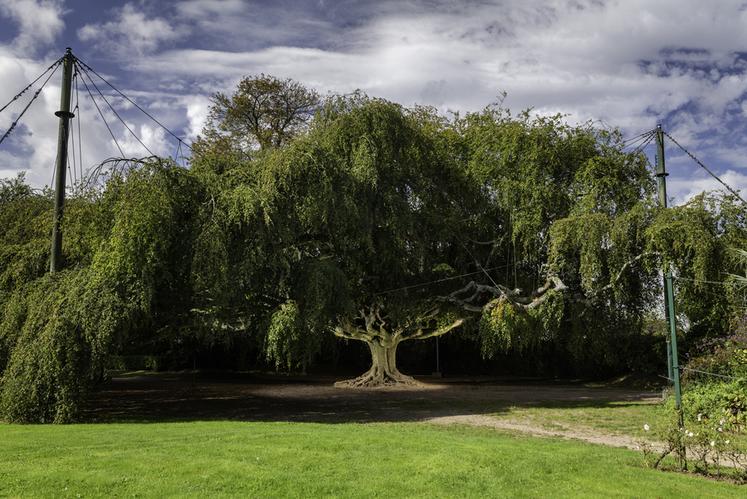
[2,76,746,419]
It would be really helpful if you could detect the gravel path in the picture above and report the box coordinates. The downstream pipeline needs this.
[427,414,646,450]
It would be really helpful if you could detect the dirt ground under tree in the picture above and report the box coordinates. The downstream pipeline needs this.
[84,372,660,450]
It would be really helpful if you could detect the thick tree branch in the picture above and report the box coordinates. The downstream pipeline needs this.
[334,318,374,342]
[442,275,567,312]
[441,251,658,314]
[405,318,466,341]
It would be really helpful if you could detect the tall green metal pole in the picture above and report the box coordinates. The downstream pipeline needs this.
[655,124,672,377]
[655,124,683,411]
[665,272,682,409]
[50,48,75,273]
[666,337,673,381]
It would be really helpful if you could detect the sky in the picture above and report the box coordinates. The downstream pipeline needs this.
[1,0,747,204]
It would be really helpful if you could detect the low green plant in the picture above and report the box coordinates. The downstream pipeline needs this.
[642,381,747,479]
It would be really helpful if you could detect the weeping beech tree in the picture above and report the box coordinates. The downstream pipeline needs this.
[200,95,479,386]
[3,74,746,421]
[193,90,747,385]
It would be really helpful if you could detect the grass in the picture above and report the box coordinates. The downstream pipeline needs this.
[0,421,744,497]
[493,400,662,439]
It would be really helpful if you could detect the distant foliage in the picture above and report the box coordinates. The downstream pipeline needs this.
[265,300,306,371]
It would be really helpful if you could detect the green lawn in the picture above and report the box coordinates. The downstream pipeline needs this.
[493,400,662,439]
[0,421,742,497]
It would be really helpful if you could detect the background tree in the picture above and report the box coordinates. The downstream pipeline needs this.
[192,74,320,171]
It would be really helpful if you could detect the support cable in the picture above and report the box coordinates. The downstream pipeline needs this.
[67,157,75,187]
[68,129,76,187]
[622,129,655,147]
[173,140,185,167]
[631,132,656,155]
[74,55,192,151]
[77,64,155,157]
[622,133,651,151]
[50,156,57,187]
[76,61,125,158]
[0,61,62,146]
[178,140,186,167]
[680,366,744,381]
[375,263,517,296]
[460,241,501,289]
[663,131,747,206]
[0,57,63,115]
[69,71,78,186]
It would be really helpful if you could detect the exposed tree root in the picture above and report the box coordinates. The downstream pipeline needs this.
[334,342,422,388]
[334,368,420,388]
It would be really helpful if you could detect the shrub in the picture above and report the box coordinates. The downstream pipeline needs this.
[643,381,747,479]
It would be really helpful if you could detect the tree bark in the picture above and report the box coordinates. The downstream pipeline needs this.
[334,339,418,387]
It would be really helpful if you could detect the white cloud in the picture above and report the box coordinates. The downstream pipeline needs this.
[182,94,211,142]
[0,0,65,53]
[0,49,65,186]
[78,3,182,56]
[668,169,747,205]
[132,1,747,121]
[3,0,747,206]
[117,122,170,157]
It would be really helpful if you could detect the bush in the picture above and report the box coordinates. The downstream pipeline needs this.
[643,381,747,479]
[685,329,747,383]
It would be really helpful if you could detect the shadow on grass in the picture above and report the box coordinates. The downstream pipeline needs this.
[80,371,660,424]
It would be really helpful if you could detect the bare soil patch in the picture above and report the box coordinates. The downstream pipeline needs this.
[84,372,658,428]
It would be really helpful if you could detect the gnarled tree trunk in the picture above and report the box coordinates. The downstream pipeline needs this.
[333,305,464,388]
[335,340,416,387]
